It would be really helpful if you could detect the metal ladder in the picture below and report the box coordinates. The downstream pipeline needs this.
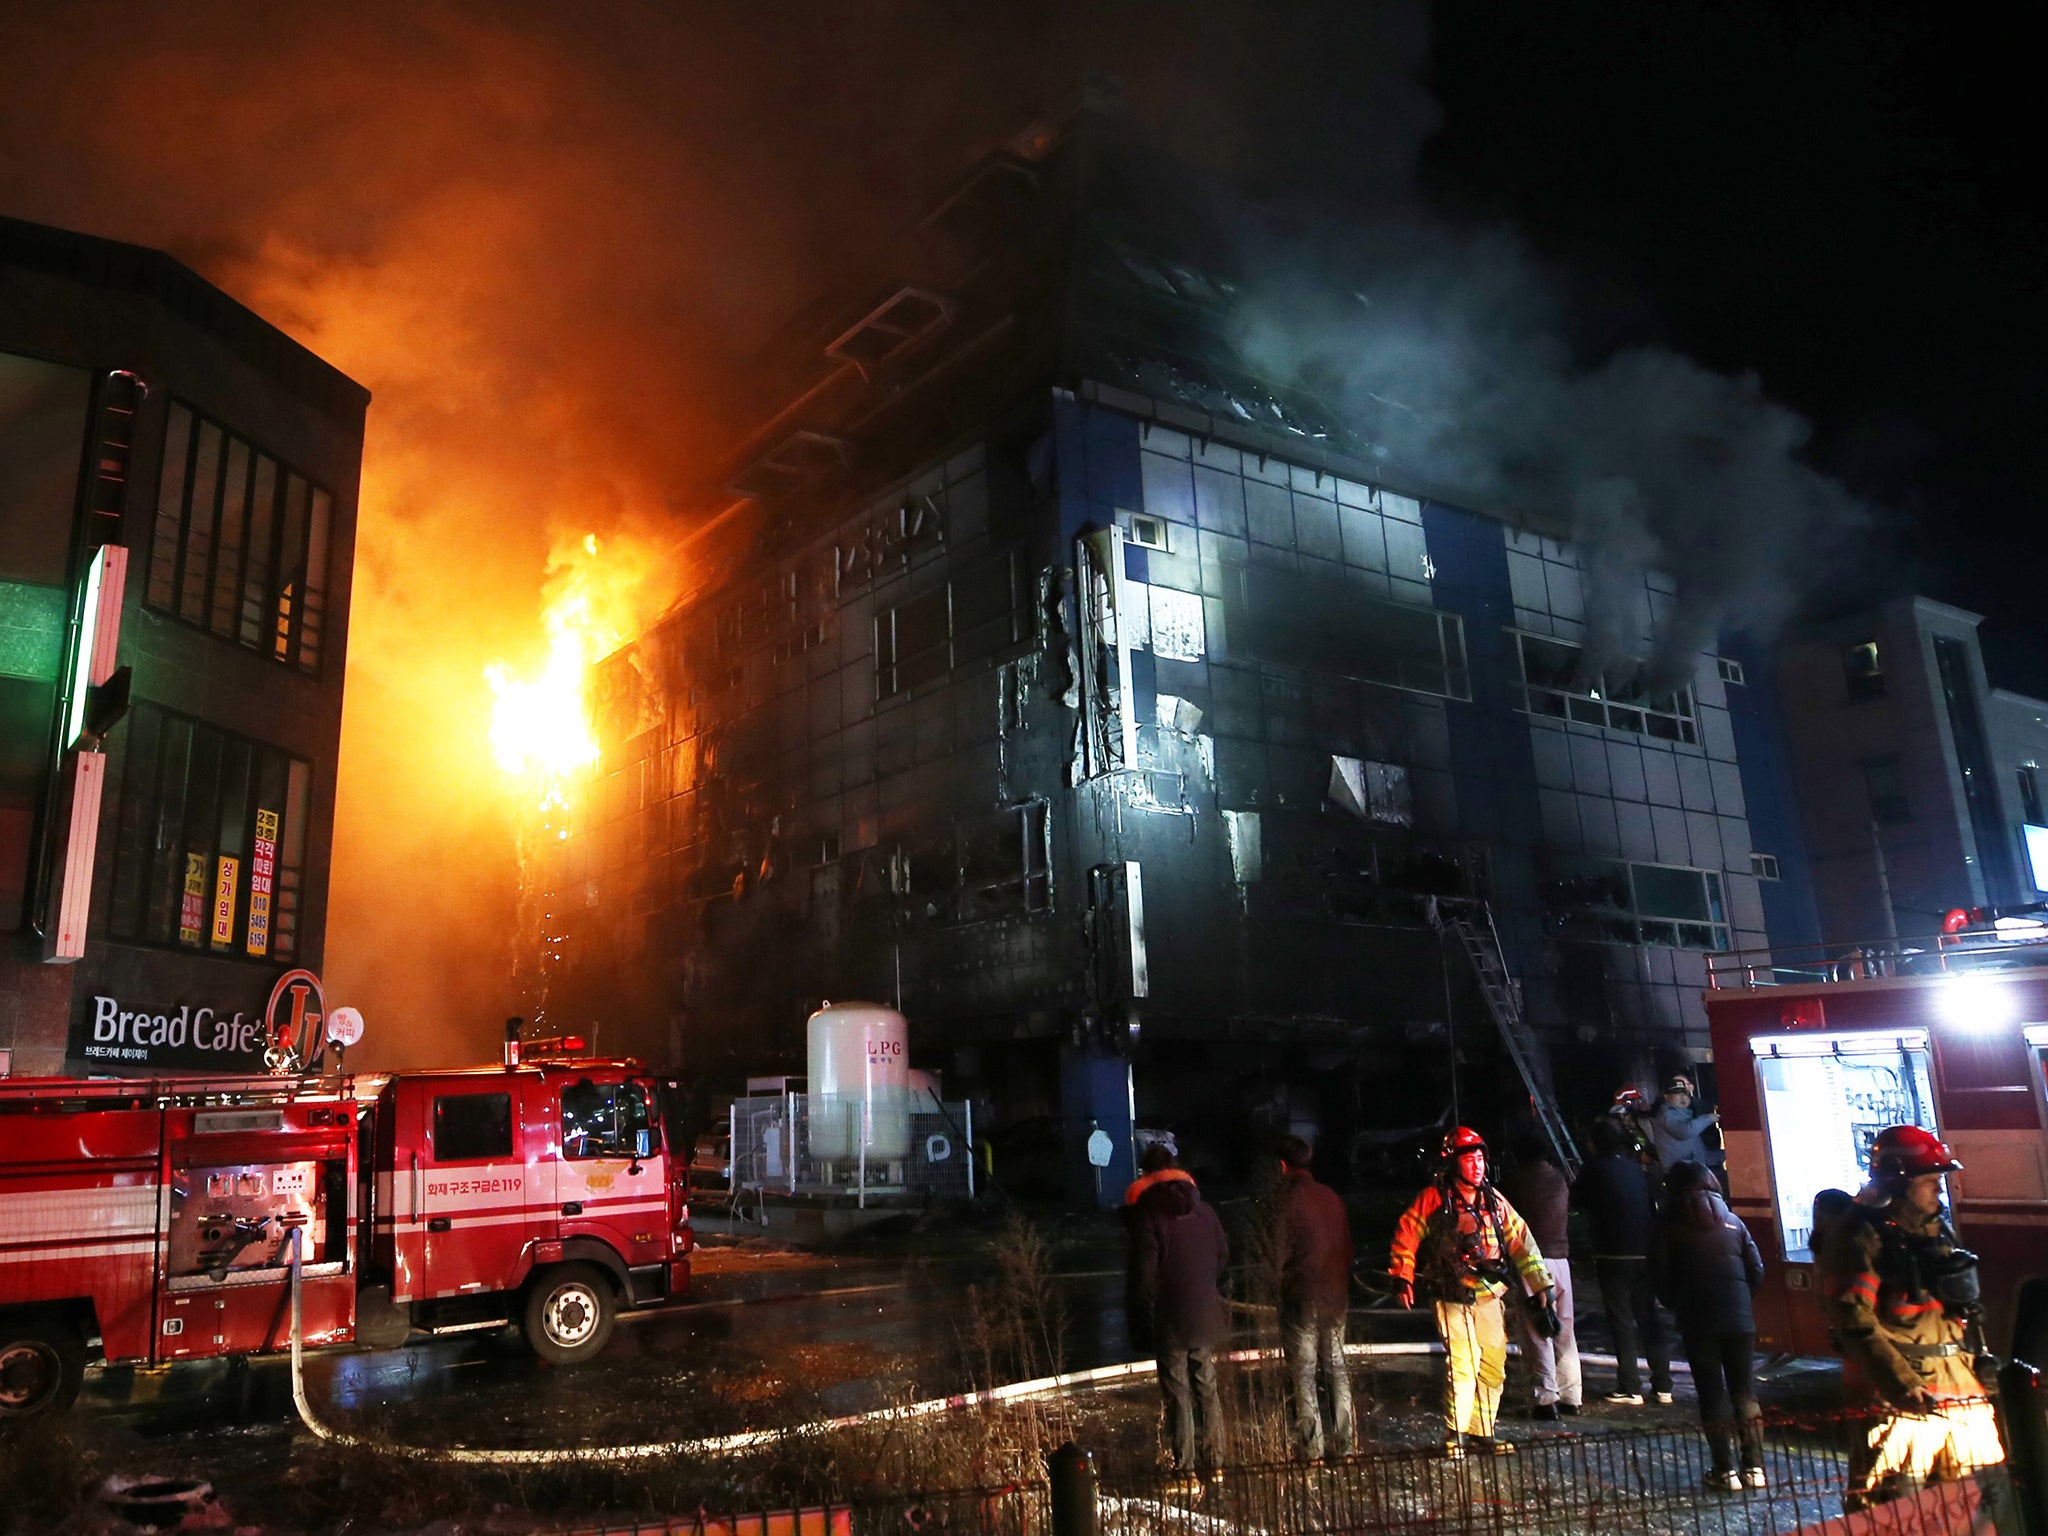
[1446,907,1580,1175]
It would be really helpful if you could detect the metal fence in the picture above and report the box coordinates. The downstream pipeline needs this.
[730,1091,976,1207]
[844,1406,2019,1535]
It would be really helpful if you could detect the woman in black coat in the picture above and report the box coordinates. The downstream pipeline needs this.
[1655,1160,1766,1492]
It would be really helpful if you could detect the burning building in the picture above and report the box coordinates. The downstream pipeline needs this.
[530,123,1821,1196]
[0,216,363,1078]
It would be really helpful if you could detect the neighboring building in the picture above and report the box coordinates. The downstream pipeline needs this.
[0,215,365,1078]
[1776,596,2038,944]
[530,125,1819,1194]
[1988,687,2048,899]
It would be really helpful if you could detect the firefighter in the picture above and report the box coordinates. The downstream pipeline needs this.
[1390,1127,1555,1458]
[1817,1125,2003,1506]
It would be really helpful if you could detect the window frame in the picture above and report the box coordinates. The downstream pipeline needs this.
[146,399,333,676]
[1544,855,1730,950]
[1511,630,1698,744]
[1716,656,1747,686]
[1750,851,1782,881]
[105,700,314,961]
[875,549,1024,700]
[432,1092,515,1164]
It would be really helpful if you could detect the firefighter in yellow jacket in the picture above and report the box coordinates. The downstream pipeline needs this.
[1391,1126,1555,1458]
[1818,1125,2002,1506]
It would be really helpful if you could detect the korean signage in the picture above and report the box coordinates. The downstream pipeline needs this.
[211,855,239,948]
[179,853,206,945]
[247,809,278,957]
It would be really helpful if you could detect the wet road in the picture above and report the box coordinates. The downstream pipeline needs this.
[77,1253,1166,1445]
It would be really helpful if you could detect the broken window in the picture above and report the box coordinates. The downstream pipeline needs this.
[1232,566,1467,700]
[1844,640,1885,702]
[1328,756,1413,826]
[1513,632,1696,744]
[1543,856,1728,950]
[875,550,1023,698]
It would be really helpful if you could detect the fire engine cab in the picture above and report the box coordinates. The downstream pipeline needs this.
[1706,911,2048,1370]
[0,1024,692,1418]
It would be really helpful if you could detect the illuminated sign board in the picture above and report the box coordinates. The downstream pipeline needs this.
[2025,824,2048,893]
[246,809,278,957]
[211,855,239,948]
[68,991,271,1073]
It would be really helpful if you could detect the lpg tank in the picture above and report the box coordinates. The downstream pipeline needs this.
[805,1002,911,1163]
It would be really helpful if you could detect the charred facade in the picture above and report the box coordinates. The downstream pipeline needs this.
[536,127,1819,1195]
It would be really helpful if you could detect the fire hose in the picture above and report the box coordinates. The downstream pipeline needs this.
[287,1236,1668,1466]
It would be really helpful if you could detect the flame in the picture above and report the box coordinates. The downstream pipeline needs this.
[485,532,634,795]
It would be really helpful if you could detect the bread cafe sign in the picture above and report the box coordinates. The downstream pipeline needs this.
[68,970,326,1075]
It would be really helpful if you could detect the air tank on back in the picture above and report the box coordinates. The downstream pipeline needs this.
[805,1002,912,1165]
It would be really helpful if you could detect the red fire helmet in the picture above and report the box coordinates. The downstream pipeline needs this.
[1870,1125,1963,1181]
[1442,1126,1488,1159]
[1610,1086,1648,1112]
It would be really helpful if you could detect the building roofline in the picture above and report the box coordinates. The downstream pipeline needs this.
[1904,594,1986,629]
[1,214,371,423]
[1990,686,2048,712]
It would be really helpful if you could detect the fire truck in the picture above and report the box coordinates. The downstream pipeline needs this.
[1705,909,2048,1370]
[0,1026,693,1418]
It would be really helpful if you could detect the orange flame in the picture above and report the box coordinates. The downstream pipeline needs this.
[485,532,641,798]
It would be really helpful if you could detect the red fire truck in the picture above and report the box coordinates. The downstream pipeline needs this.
[0,1034,693,1418]
[1706,912,2048,1369]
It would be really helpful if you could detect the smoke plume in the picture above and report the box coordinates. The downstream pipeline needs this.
[1232,220,1866,686]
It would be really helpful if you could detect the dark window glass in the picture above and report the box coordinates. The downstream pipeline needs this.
[240,456,278,648]
[2021,766,2044,827]
[148,404,193,609]
[875,551,1023,698]
[143,402,332,673]
[433,1093,513,1162]
[1544,856,1727,949]
[179,420,222,625]
[107,700,314,960]
[561,1080,656,1160]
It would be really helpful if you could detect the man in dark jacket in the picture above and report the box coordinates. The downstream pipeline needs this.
[1274,1135,1355,1461]
[1656,1161,1765,1491]
[1500,1133,1582,1420]
[1575,1114,1674,1405]
[1130,1170,1231,1480]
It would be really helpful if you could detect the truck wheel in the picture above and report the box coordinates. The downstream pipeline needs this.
[0,1313,85,1418]
[523,1264,615,1365]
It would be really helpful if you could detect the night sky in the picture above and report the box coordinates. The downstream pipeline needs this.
[1421,4,2047,691]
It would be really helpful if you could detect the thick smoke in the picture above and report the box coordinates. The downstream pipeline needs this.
[2,2,1860,1063]
[1234,221,1866,686]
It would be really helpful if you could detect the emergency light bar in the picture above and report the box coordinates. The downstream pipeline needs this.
[1750,1028,1928,1058]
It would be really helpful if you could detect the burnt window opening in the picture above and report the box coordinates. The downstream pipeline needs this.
[1751,851,1782,881]
[432,1092,513,1162]
[1513,632,1696,744]
[1229,565,1468,700]
[1862,756,1911,825]
[147,401,332,675]
[1844,640,1886,702]
[106,701,311,960]
[876,550,1024,699]
[1329,756,1413,827]
[1543,856,1729,951]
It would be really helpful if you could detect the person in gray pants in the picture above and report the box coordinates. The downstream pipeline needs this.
[1275,1135,1356,1461]
[1501,1132,1583,1420]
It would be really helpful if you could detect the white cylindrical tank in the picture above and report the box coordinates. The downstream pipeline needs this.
[805,1002,912,1163]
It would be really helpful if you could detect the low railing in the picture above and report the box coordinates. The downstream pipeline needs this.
[844,1403,2023,1536]
[1706,929,2048,990]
